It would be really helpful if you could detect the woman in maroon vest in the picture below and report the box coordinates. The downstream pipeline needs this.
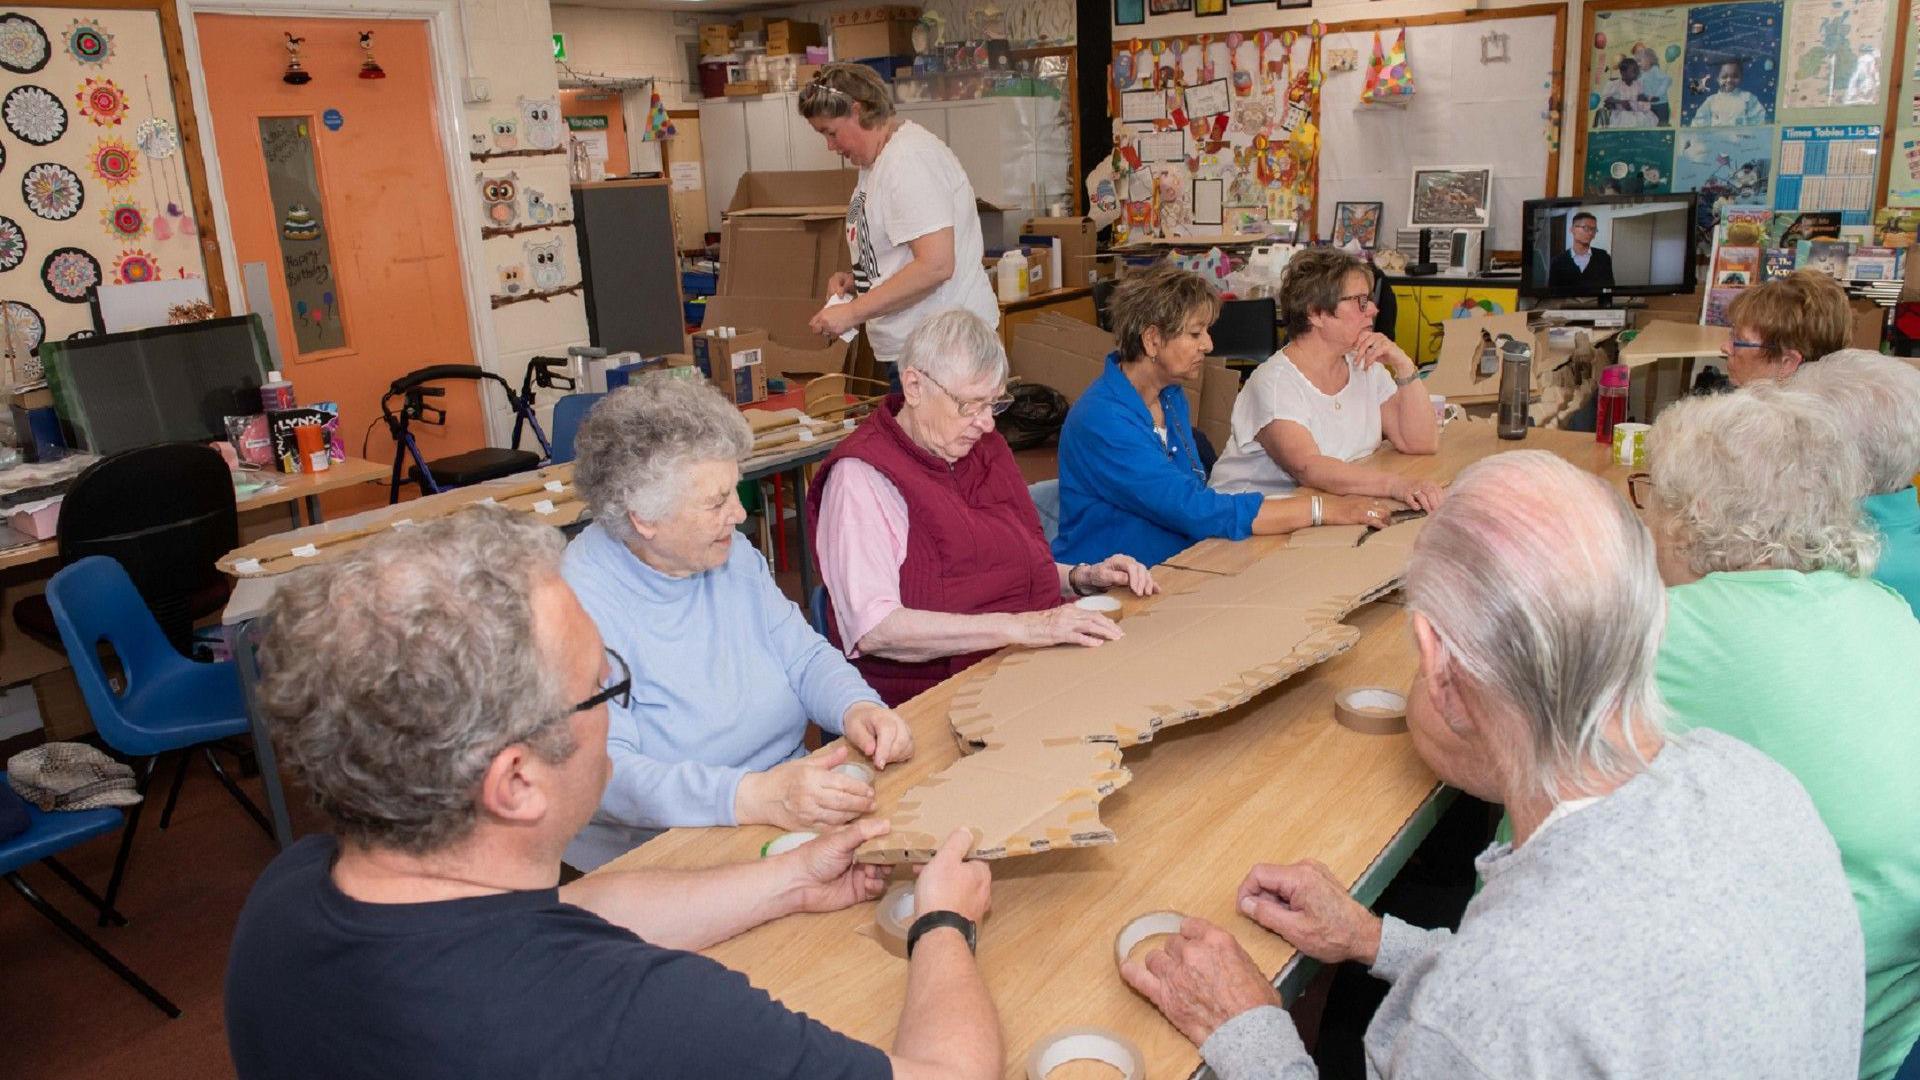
[809,310,1156,706]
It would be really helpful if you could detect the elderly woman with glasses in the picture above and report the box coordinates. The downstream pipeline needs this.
[810,309,1155,707]
[1643,384,1920,1080]
[1719,268,1851,386]
[1209,248,1444,511]
[558,375,914,872]
[1053,262,1400,570]
[1118,451,1862,1076]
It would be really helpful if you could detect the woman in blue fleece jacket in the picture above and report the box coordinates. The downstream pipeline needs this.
[1053,262,1397,568]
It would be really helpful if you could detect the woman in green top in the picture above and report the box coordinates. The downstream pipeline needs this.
[1644,384,1920,1080]
[1793,350,1920,621]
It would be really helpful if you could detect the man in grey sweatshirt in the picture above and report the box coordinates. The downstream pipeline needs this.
[1121,451,1865,1078]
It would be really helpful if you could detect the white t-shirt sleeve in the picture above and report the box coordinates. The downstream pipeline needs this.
[879,150,960,246]
[1369,363,1399,408]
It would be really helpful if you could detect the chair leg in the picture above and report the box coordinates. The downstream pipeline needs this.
[7,871,179,1018]
[201,746,274,840]
[99,756,157,927]
[41,855,127,927]
[158,750,191,830]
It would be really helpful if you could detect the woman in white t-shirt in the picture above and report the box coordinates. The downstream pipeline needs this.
[798,64,999,383]
[1209,249,1444,509]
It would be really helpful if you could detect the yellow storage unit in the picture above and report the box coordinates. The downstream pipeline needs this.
[1386,278,1520,367]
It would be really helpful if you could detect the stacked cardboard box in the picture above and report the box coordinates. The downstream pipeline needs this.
[829,5,918,59]
[703,170,858,383]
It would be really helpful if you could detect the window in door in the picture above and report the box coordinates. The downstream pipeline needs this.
[258,116,347,355]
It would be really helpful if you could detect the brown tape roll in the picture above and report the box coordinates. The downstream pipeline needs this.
[1335,687,1408,735]
[1112,910,1187,972]
[1025,1027,1146,1080]
[873,881,915,959]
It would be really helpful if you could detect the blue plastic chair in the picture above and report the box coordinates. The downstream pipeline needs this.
[1,774,178,1015]
[549,392,607,465]
[46,556,270,924]
[1896,1034,1920,1080]
[808,585,830,637]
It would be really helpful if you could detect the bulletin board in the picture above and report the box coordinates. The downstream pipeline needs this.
[1574,0,1905,223]
[1315,7,1567,253]
[0,2,225,370]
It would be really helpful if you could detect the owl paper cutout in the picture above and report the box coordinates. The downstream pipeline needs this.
[525,187,556,225]
[498,263,526,296]
[478,171,519,226]
[525,237,564,290]
[519,97,562,151]
[489,117,518,152]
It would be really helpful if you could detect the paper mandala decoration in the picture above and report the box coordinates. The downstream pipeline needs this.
[75,77,128,127]
[0,216,23,272]
[4,85,66,145]
[1,300,43,360]
[89,138,137,186]
[101,199,146,240]
[41,246,100,303]
[0,13,49,75]
[65,19,111,65]
[22,162,82,220]
[133,117,178,159]
[112,249,157,284]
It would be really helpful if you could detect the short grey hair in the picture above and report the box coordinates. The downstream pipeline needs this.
[1650,384,1879,578]
[572,375,751,544]
[259,507,573,855]
[1791,349,1920,495]
[899,308,1008,387]
[1406,451,1668,805]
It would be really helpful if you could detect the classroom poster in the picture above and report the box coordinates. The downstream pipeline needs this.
[1584,129,1677,194]
[1775,123,1880,224]
[1680,2,1783,128]
[1589,7,1686,128]
[1781,0,1885,109]
[1888,127,1920,206]
[1674,126,1773,203]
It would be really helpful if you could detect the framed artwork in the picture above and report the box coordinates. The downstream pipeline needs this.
[1408,166,1491,228]
[1115,0,1145,26]
[1332,201,1384,249]
[1195,0,1227,16]
[1229,0,1271,6]
[1279,0,1313,9]
[1147,0,1192,15]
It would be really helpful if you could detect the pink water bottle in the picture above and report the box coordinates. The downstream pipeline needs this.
[1595,365,1629,444]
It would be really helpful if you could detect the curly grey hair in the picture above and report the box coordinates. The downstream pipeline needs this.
[572,375,751,545]
[899,308,1008,388]
[1649,383,1879,578]
[259,507,573,855]
[1407,451,1668,805]
[1791,349,1920,495]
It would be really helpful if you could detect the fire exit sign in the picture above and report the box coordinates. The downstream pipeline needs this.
[552,33,566,61]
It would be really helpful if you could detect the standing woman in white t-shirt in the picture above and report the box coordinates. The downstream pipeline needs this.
[1209,248,1445,509]
[797,64,1000,385]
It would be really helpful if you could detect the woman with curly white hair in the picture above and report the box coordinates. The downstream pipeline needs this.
[1793,349,1920,620]
[1642,382,1920,1080]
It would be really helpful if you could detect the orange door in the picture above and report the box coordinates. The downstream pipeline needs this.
[195,15,483,509]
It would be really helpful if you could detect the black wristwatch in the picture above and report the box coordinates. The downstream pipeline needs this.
[906,910,977,958]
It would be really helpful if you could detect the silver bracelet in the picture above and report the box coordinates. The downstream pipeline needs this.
[1311,495,1323,527]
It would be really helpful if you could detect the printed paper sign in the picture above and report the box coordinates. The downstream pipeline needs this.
[1184,79,1231,119]
[1121,90,1168,123]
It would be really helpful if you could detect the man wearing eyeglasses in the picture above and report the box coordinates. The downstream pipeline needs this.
[1547,211,1615,291]
[226,507,998,1080]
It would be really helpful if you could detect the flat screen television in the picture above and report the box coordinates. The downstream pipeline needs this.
[1520,194,1698,303]
[41,314,273,455]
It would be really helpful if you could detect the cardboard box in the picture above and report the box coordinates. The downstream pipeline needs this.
[830,5,921,26]
[767,20,821,55]
[1024,247,1053,294]
[724,80,771,97]
[702,295,853,379]
[719,170,857,300]
[831,17,915,60]
[699,23,735,55]
[737,14,766,33]
[1023,217,1100,287]
[1006,313,1240,447]
[692,329,771,405]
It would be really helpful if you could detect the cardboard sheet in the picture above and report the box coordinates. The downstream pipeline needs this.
[854,519,1427,864]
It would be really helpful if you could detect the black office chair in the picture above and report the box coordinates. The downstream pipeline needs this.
[1210,297,1279,383]
[382,361,564,503]
[1093,278,1119,331]
[13,442,237,658]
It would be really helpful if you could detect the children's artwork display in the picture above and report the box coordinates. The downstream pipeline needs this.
[1331,200,1382,248]
[1775,123,1878,223]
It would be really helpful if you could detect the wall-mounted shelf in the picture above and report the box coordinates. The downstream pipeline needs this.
[490,282,583,309]
[480,219,576,239]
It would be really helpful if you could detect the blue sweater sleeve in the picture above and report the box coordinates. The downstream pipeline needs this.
[748,545,881,734]
[1072,394,1263,543]
[599,699,749,828]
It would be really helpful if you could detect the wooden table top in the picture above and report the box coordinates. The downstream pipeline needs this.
[599,422,1624,1079]
[0,455,387,574]
[1618,319,1729,366]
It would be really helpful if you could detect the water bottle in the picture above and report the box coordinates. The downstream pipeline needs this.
[1595,364,1629,444]
[1496,335,1531,441]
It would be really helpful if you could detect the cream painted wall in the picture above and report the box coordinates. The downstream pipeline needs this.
[551,5,704,108]
[1114,0,1582,195]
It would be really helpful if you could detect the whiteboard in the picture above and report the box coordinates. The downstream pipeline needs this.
[1315,16,1558,251]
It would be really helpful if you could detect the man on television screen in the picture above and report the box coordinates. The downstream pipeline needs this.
[1549,212,1614,290]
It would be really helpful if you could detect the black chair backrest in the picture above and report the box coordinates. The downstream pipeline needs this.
[57,442,237,648]
[1093,278,1119,331]
[1209,298,1279,360]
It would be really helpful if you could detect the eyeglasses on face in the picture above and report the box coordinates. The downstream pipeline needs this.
[1627,472,1652,510]
[918,369,1014,418]
[1728,338,1777,354]
[1338,292,1380,312]
[570,647,632,715]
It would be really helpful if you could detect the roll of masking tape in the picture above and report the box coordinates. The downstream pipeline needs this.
[759,831,817,858]
[1074,594,1123,613]
[1025,1028,1146,1080]
[874,882,916,958]
[1112,910,1187,971]
[1335,687,1409,735]
[833,761,874,785]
